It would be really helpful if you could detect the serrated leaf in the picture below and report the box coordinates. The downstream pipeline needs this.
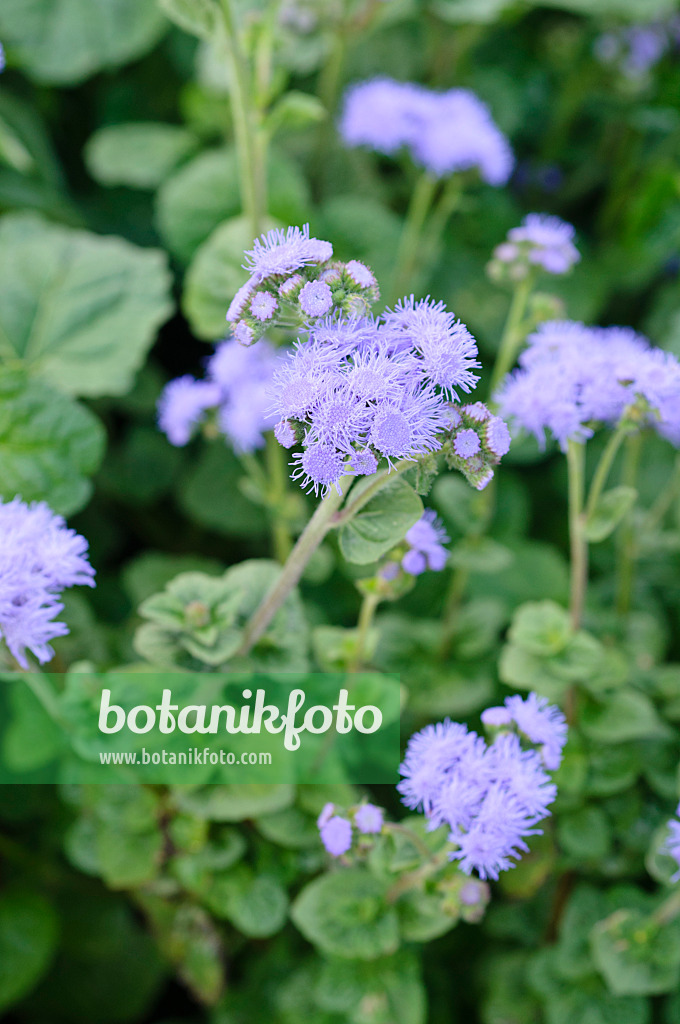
[585,486,638,543]
[85,122,198,189]
[0,368,105,514]
[339,477,423,565]
[0,213,173,398]
[0,0,167,85]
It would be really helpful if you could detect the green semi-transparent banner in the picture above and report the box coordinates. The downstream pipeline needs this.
[0,670,400,784]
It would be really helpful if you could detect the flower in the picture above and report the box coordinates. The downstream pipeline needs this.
[594,19,679,78]
[398,693,565,880]
[0,498,95,668]
[250,291,278,321]
[495,319,680,451]
[346,260,376,288]
[402,509,449,575]
[0,43,5,73]
[299,280,333,318]
[453,429,481,459]
[663,808,680,883]
[243,224,332,281]
[157,376,221,446]
[290,442,346,496]
[355,803,384,834]
[503,692,568,771]
[319,815,353,856]
[340,77,513,185]
[503,214,580,275]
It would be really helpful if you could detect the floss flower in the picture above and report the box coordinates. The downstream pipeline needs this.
[0,498,95,668]
[594,19,680,78]
[398,693,566,880]
[270,305,510,496]
[227,224,379,345]
[402,510,450,575]
[663,805,680,883]
[158,339,285,454]
[491,214,580,280]
[340,77,514,185]
[317,801,385,856]
[495,319,680,451]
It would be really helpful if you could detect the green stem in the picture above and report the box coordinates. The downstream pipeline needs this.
[350,592,380,672]
[219,0,265,236]
[489,276,532,395]
[584,419,631,521]
[390,173,438,303]
[439,566,469,660]
[23,672,64,726]
[652,889,680,928]
[616,432,643,618]
[238,476,353,654]
[643,449,680,532]
[265,434,293,563]
[567,439,588,632]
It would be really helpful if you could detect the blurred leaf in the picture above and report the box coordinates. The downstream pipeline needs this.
[206,866,289,937]
[508,601,572,657]
[266,92,327,134]
[339,477,423,565]
[581,689,673,744]
[183,215,257,339]
[85,123,198,189]
[0,368,105,514]
[0,889,58,1013]
[591,908,680,996]
[558,806,611,862]
[585,487,638,543]
[177,442,269,537]
[0,213,173,397]
[174,783,295,821]
[314,950,426,1024]
[291,869,400,960]
[158,0,219,38]
[0,0,167,85]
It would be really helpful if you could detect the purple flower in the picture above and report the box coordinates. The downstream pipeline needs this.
[226,279,256,323]
[402,509,449,575]
[317,802,335,828]
[346,260,376,288]
[290,442,346,496]
[320,815,353,856]
[495,319,680,451]
[485,416,511,457]
[340,78,513,185]
[506,214,580,275]
[243,224,333,281]
[453,429,481,459]
[0,43,5,74]
[481,706,513,727]
[0,498,95,668]
[349,448,379,476]
[299,280,333,318]
[369,386,446,463]
[157,376,221,446]
[279,273,304,297]
[250,291,278,321]
[398,693,565,880]
[503,693,568,771]
[663,808,680,882]
[354,803,384,834]
[207,339,282,453]
[274,419,297,449]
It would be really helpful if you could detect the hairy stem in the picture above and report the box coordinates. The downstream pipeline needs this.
[238,477,353,654]
[265,433,293,562]
[567,439,587,632]
[489,276,532,396]
[350,591,380,672]
[390,173,438,304]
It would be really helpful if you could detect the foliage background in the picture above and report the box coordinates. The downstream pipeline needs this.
[2,0,680,1021]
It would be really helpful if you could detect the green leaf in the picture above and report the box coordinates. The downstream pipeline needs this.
[396,888,457,942]
[177,443,269,538]
[207,867,289,937]
[2,680,65,772]
[172,827,246,896]
[0,889,58,1013]
[254,806,320,848]
[85,123,198,189]
[0,0,167,85]
[174,783,295,821]
[314,951,426,1024]
[0,368,105,514]
[291,869,400,960]
[585,487,638,543]
[183,215,257,339]
[557,806,611,862]
[158,0,219,38]
[0,213,173,397]
[266,92,327,134]
[339,477,423,565]
[592,909,680,996]
[139,895,223,1006]
[508,601,572,657]
[448,536,514,574]
[581,689,673,744]
[155,145,309,262]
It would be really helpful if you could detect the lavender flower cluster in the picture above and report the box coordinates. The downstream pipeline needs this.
[340,78,514,184]
[496,320,680,451]
[398,693,567,880]
[271,302,511,495]
[318,800,384,856]
[664,805,680,883]
[490,213,580,281]
[595,18,680,79]
[225,225,379,346]
[158,338,285,454]
[0,498,95,668]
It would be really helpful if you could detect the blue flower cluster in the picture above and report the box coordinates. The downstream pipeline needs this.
[158,338,285,454]
[226,225,379,346]
[339,77,514,184]
[496,320,680,451]
[398,693,567,881]
[595,18,680,79]
[270,301,511,495]
[663,804,680,883]
[0,498,95,668]
[317,801,384,856]
[490,213,580,281]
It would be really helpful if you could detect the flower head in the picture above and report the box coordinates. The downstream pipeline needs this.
[505,214,580,275]
[355,803,384,834]
[244,224,333,281]
[0,498,95,668]
[157,376,221,446]
[299,280,333,318]
[402,509,449,575]
[320,815,353,856]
